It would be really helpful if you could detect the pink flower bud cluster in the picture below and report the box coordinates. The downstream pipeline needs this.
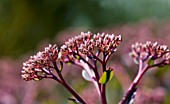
[21,44,58,81]
[59,32,122,62]
[130,41,170,65]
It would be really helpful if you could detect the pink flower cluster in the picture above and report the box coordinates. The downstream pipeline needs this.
[21,44,58,81]
[130,41,170,65]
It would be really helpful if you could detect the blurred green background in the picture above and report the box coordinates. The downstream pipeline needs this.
[1,0,170,104]
[1,0,170,57]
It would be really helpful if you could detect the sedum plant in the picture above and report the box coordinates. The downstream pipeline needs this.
[21,32,170,104]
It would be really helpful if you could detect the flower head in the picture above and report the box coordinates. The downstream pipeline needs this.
[93,33,122,54]
[21,44,59,81]
[59,32,93,58]
[59,32,122,62]
[130,41,170,65]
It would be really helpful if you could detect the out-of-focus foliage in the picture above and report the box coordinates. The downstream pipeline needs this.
[1,0,170,57]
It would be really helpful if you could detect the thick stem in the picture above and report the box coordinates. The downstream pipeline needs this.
[101,84,107,104]
[119,65,149,104]
[119,81,137,104]
[101,52,107,104]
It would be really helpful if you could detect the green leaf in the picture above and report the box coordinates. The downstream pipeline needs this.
[59,61,63,71]
[33,77,42,81]
[147,59,154,66]
[99,68,114,84]
[75,55,80,60]
[66,62,72,65]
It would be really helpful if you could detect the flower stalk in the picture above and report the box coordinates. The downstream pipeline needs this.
[119,41,170,104]
[101,52,107,104]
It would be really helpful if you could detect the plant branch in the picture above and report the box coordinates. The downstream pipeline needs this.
[93,59,101,91]
[105,53,112,63]
[91,52,103,63]
[151,60,166,67]
[92,51,101,91]
[119,65,150,104]
[52,61,86,104]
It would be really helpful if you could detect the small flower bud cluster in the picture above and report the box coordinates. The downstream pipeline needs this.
[21,44,58,81]
[59,32,122,62]
[59,32,94,62]
[93,33,122,54]
[130,41,170,65]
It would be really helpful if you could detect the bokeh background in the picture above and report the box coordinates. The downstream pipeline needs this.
[0,0,170,104]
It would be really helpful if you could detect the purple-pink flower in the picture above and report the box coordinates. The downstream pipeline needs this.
[21,44,58,81]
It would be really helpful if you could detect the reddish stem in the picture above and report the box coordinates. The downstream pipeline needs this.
[119,65,150,104]
[93,59,101,91]
[101,84,107,104]
[101,52,107,104]
[52,61,86,104]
